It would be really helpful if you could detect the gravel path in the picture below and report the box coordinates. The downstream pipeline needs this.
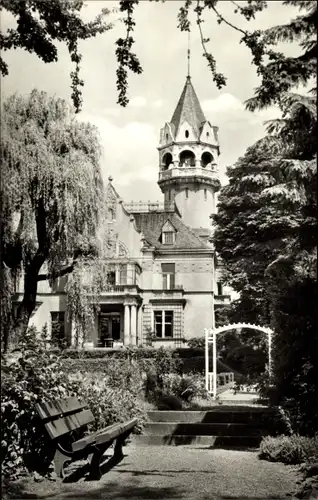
[9,445,300,500]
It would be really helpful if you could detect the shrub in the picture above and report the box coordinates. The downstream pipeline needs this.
[160,372,209,403]
[157,395,183,410]
[1,327,146,482]
[259,434,318,465]
[1,327,81,480]
[294,462,318,499]
[269,276,318,436]
[186,337,205,350]
[69,372,146,434]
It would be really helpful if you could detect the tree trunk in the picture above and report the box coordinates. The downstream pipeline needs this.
[5,253,46,354]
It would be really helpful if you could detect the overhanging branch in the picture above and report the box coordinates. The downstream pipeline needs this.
[37,261,77,281]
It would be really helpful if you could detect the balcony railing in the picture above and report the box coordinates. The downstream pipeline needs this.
[159,165,219,181]
[124,201,175,213]
[101,284,140,294]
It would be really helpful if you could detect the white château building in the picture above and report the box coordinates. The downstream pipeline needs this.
[15,76,231,348]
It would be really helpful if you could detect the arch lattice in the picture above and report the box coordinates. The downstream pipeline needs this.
[211,322,273,337]
[205,323,273,398]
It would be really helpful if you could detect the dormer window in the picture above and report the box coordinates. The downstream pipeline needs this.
[162,231,175,245]
[161,220,176,245]
[185,130,189,138]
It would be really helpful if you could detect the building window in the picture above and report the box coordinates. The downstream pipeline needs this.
[186,188,189,199]
[154,310,174,338]
[162,231,175,245]
[168,190,171,201]
[179,150,195,167]
[206,131,210,138]
[107,270,116,285]
[185,130,189,138]
[162,152,173,170]
[162,263,175,289]
[217,282,223,296]
[204,189,207,200]
[51,312,65,341]
[119,265,127,285]
[166,133,169,141]
[108,208,115,221]
[201,151,213,168]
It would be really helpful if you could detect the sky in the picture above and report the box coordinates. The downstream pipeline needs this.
[1,1,301,202]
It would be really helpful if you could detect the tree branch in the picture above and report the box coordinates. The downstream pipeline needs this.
[195,1,226,88]
[37,260,77,281]
[211,4,248,36]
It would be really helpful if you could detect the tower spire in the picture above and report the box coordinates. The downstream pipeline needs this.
[187,30,191,78]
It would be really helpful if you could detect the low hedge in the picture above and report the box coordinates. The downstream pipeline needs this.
[259,434,318,465]
[61,347,159,359]
[61,356,237,376]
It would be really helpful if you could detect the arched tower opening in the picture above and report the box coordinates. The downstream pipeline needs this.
[179,150,195,167]
[162,152,173,170]
[201,151,213,168]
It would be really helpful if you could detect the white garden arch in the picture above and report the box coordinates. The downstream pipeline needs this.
[204,323,273,398]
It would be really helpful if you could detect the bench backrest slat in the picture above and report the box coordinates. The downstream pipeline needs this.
[44,409,95,439]
[36,397,86,419]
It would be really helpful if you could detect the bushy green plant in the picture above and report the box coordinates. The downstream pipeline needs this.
[259,434,318,465]
[69,372,146,434]
[294,462,318,499]
[1,327,146,482]
[186,337,205,350]
[1,327,81,480]
[161,372,208,403]
[141,347,182,402]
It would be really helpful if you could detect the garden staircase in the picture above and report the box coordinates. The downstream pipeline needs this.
[133,406,277,449]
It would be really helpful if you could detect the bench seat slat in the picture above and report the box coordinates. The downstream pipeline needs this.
[72,418,138,452]
[45,409,95,439]
[36,397,86,419]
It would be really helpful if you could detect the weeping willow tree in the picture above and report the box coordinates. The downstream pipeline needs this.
[0,89,108,352]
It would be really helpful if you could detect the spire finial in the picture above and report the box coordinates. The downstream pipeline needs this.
[187,29,191,78]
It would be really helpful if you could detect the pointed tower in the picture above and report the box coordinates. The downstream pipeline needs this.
[158,76,221,230]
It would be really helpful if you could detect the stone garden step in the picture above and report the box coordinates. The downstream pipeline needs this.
[134,407,276,449]
[146,410,272,425]
[132,434,262,447]
[143,422,263,437]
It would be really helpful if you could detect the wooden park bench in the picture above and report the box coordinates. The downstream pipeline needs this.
[35,397,138,480]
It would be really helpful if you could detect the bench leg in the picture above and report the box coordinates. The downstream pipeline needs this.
[113,429,133,460]
[87,443,111,481]
[53,449,72,479]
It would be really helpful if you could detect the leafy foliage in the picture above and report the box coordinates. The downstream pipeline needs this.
[187,329,267,381]
[1,326,81,480]
[115,0,143,106]
[69,366,146,434]
[178,0,316,110]
[213,78,317,433]
[294,462,318,500]
[160,372,208,403]
[1,2,316,110]
[0,0,113,112]
[259,434,318,465]
[1,327,146,482]
[0,89,105,350]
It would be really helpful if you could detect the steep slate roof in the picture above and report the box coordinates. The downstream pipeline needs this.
[131,211,211,251]
[170,76,207,137]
